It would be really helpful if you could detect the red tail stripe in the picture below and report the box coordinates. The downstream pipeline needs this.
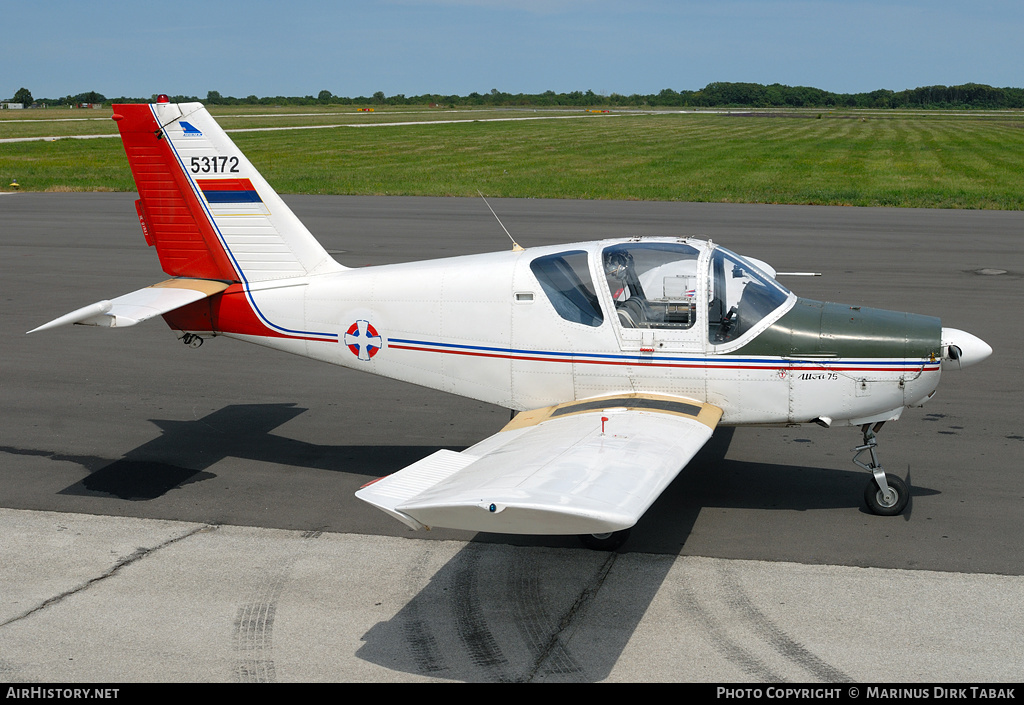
[113,104,238,281]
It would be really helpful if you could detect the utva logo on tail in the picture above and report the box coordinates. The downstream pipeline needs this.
[28,96,992,551]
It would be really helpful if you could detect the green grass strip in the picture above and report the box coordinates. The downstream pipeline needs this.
[3,111,1024,209]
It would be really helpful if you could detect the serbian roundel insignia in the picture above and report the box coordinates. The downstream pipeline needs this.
[344,320,383,361]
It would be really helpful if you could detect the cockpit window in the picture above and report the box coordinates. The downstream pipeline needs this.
[602,242,701,329]
[530,251,604,327]
[708,247,791,344]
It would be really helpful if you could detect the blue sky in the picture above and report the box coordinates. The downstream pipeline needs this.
[5,0,1022,100]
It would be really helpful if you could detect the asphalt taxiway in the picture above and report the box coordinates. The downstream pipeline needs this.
[1,193,1022,682]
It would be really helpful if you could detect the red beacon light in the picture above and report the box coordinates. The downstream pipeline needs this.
[156,94,170,103]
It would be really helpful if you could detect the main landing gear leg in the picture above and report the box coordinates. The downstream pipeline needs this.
[853,422,909,516]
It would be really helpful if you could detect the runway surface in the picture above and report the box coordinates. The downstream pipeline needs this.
[1,193,1022,682]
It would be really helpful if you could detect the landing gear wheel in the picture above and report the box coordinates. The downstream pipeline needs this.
[578,528,631,551]
[864,473,909,516]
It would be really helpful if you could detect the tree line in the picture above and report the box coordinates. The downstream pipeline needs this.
[5,89,106,107]
[10,83,1024,110]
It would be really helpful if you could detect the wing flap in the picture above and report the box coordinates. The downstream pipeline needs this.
[28,279,229,333]
[356,394,722,536]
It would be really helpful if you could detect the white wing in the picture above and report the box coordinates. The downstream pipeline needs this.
[356,394,722,535]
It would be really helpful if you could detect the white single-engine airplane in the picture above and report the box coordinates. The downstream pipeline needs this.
[30,98,992,549]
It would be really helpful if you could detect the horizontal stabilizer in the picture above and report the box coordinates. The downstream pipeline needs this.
[27,279,229,333]
[356,394,722,536]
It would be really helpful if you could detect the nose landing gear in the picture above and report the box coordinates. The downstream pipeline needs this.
[853,422,909,516]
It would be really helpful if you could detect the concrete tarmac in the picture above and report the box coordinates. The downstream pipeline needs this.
[1,193,1022,682]
[3,507,1022,683]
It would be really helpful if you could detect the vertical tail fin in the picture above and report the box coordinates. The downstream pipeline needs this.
[113,99,345,282]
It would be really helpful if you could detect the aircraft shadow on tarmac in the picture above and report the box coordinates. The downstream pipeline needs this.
[51,403,453,501]
[34,404,937,522]
[12,402,935,534]
[5,402,934,681]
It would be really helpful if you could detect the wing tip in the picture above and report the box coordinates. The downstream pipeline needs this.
[27,300,113,334]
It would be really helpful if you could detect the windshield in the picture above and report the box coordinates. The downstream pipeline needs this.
[708,247,791,344]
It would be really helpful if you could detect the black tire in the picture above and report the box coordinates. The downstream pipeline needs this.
[864,473,909,516]
[578,528,631,551]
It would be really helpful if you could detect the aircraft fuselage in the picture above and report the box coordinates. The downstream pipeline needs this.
[165,237,946,428]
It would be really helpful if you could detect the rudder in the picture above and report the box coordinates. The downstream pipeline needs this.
[113,99,345,283]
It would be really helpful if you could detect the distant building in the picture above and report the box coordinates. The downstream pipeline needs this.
[2,102,25,109]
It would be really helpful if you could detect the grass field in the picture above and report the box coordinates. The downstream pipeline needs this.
[3,106,1023,209]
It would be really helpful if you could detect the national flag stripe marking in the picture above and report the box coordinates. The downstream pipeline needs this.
[197,178,263,203]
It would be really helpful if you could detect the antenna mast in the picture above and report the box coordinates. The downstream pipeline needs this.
[478,190,523,252]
